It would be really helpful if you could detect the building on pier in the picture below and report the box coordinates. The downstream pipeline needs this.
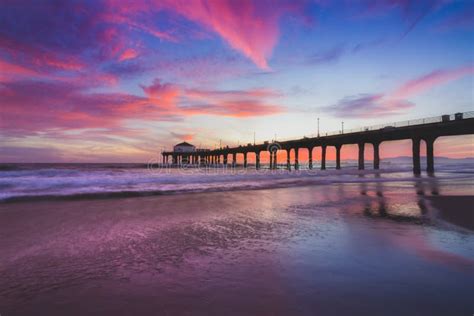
[173,142,196,153]
[162,142,211,165]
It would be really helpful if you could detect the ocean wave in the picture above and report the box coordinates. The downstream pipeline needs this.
[1,164,473,203]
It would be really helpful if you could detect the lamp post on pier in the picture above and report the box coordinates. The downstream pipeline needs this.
[317,117,320,137]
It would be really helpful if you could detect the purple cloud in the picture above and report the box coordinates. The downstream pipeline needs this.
[307,45,345,65]
[322,93,414,118]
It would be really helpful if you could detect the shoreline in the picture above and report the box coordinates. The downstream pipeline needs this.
[2,169,473,204]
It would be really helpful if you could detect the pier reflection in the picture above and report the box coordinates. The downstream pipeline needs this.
[358,174,440,223]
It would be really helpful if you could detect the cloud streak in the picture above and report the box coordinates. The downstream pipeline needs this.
[306,45,345,65]
[323,64,474,118]
[324,94,413,118]
[391,65,474,99]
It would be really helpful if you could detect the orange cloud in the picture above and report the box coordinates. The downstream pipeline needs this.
[118,49,138,61]
[140,78,284,117]
[141,79,180,109]
[170,132,195,142]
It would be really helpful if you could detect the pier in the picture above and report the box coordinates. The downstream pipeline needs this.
[162,112,474,174]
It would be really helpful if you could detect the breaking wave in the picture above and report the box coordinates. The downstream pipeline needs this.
[1,162,473,203]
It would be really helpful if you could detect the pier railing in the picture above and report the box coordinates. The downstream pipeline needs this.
[276,111,474,142]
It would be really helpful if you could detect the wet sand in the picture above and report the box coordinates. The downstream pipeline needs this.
[1,181,473,315]
[427,195,474,230]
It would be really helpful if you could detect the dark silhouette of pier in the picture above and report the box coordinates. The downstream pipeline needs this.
[162,112,474,174]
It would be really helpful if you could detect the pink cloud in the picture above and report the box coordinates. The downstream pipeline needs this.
[0,59,37,80]
[140,79,180,109]
[170,132,195,142]
[391,65,474,99]
[161,0,307,69]
[179,100,283,118]
[139,79,284,117]
[0,80,161,136]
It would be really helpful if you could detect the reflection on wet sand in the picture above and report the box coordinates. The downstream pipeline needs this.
[359,174,441,223]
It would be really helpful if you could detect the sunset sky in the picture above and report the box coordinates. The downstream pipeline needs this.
[1,0,473,162]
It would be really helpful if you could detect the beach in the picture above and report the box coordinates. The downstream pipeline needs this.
[1,167,473,315]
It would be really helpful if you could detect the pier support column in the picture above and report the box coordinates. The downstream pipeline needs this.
[256,152,260,170]
[412,138,421,175]
[217,155,221,165]
[223,154,228,166]
[358,142,365,170]
[321,146,326,170]
[373,142,380,170]
[269,151,273,169]
[286,149,291,171]
[308,147,313,169]
[273,151,278,169]
[294,148,299,170]
[426,137,435,173]
[243,153,248,168]
[335,145,341,170]
[232,153,237,167]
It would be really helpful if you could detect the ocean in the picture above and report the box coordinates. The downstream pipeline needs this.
[1,159,473,202]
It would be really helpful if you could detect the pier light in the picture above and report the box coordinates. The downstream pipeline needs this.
[317,117,320,137]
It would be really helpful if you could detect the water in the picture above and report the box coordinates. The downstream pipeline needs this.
[1,160,473,202]
[0,162,473,315]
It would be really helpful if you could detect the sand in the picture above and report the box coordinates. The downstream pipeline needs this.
[427,195,474,230]
[1,182,473,315]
